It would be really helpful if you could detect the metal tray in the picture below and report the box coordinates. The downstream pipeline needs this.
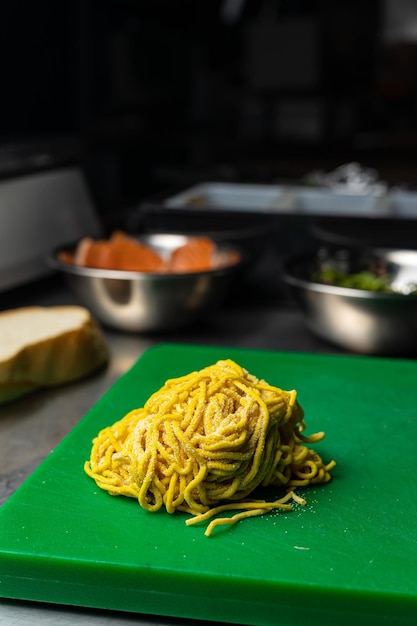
[162,182,391,217]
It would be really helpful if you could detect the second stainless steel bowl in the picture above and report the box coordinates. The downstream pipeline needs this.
[283,248,417,356]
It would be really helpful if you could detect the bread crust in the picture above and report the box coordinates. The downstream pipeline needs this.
[0,306,109,403]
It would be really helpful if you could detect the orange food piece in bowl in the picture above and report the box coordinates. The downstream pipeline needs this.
[57,250,75,265]
[69,231,165,272]
[90,241,116,269]
[168,237,215,272]
[73,237,94,265]
[108,231,165,271]
[72,237,115,269]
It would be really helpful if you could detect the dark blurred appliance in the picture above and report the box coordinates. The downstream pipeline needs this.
[0,167,102,292]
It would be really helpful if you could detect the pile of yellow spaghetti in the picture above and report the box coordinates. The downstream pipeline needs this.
[85,359,335,536]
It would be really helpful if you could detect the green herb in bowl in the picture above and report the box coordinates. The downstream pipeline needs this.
[313,268,395,292]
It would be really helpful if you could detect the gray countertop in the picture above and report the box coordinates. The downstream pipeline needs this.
[0,274,341,626]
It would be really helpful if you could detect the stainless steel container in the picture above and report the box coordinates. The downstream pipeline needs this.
[283,249,417,356]
[49,233,243,333]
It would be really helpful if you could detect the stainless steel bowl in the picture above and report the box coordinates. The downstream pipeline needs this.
[283,248,417,356]
[49,233,243,332]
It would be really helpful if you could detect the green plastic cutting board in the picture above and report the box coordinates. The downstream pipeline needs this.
[1,343,417,626]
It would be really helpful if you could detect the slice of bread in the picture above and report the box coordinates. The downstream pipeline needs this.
[0,305,109,404]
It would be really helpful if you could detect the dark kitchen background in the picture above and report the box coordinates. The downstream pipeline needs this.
[2,0,417,222]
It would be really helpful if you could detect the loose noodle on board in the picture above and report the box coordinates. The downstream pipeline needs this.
[85,359,336,536]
